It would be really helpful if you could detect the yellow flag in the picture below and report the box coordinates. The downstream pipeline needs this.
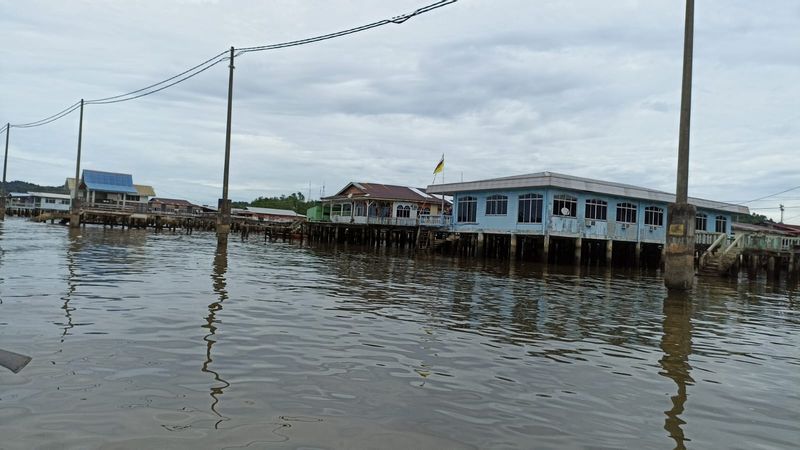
[433,155,444,174]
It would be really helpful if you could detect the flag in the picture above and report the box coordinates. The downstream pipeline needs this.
[433,155,444,175]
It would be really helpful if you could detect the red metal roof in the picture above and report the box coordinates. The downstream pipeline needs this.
[325,182,449,204]
[149,197,196,207]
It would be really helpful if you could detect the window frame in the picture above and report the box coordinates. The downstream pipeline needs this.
[584,198,608,221]
[644,206,664,227]
[517,193,543,223]
[553,194,577,218]
[457,196,477,223]
[695,213,708,231]
[616,202,638,224]
[485,194,508,216]
[715,215,727,233]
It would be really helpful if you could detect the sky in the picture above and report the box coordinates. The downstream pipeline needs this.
[1,0,798,221]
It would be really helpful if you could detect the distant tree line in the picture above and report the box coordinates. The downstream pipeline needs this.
[1,180,68,194]
[247,192,319,214]
[735,212,770,224]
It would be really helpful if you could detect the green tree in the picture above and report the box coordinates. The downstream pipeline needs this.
[250,192,318,214]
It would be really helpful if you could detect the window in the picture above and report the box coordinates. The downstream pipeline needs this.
[644,206,664,226]
[695,213,707,231]
[332,204,342,215]
[60,199,70,205]
[421,207,430,216]
[585,199,607,220]
[616,202,637,224]
[126,195,140,202]
[45,198,56,204]
[485,194,508,215]
[341,203,352,216]
[518,193,543,223]
[355,203,366,216]
[396,205,411,218]
[715,215,727,233]
[457,196,477,223]
[553,194,577,217]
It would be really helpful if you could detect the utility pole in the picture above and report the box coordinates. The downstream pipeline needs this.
[70,100,84,228]
[217,47,235,243]
[665,0,696,291]
[780,204,784,223]
[1,123,10,220]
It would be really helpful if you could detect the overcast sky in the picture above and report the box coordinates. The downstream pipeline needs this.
[1,0,798,220]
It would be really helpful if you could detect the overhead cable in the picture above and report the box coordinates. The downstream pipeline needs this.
[237,0,457,55]
[741,185,800,204]
[6,0,457,127]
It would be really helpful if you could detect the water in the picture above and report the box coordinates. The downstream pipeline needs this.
[0,217,797,449]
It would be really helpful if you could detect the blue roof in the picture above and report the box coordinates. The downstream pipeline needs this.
[82,170,138,194]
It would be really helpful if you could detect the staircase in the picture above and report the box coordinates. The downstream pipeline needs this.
[699,233,743,277]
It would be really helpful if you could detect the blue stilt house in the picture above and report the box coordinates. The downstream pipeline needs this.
[426,172,749,263]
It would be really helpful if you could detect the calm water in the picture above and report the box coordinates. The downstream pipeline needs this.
[0,218,797,449]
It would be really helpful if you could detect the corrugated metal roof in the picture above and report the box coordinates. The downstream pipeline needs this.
[81,170,138,194]
[134,184,156,197]
[245,206,305,217]
[325,182,449,204]
[426,171,748,214]
[27,191,72,199]
[149,197,195,207]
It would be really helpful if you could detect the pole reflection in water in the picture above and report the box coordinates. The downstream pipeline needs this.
[202,242,231,428]
[659,291,694,450]
[58,229,83,341]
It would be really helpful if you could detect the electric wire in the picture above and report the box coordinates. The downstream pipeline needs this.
[11,101,82,129]
[86,50,229,104]
[740,185,800,205]
[236,0,456,55]
[85,57,229,105]
[5,0,456,129]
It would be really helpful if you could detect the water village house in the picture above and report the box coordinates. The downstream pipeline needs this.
[235,206,306,223]
[322,182,450,226]
[148,197,201,215]
[6,191,71,214]
[426,172,749,262]
[66,170,156,212]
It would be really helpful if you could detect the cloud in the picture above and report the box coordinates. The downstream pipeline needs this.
[0,0,797,221]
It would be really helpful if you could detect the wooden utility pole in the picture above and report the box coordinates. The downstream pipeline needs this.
[665,0,697,290]
[1,123,9,220]
[217,47,235,242]
[70,99,84,228]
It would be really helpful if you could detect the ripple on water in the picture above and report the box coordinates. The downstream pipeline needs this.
[0,218,798,449]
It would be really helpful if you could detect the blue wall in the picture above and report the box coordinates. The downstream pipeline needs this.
[452,188,733,243]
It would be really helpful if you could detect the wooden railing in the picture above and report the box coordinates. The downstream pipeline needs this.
[328,214,452,227]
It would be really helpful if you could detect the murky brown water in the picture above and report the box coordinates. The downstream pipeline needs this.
[0,217,798,449]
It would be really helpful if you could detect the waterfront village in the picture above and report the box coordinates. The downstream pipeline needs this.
[3,168,800,279]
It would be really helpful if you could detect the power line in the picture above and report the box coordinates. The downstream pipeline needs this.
[237,0,457,55]
[11,101,82,129]
[85,56,229,105]
[86,50,230,104]
[740,185,800,204]
[5,0,457,129]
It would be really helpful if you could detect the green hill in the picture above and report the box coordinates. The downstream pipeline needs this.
[1,180,69,194]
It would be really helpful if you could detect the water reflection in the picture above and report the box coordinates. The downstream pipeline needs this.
[58,228,82,342]
[659,292,694,450]
[202,242,231,428]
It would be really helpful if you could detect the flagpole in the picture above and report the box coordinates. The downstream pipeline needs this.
[441,154,445,224]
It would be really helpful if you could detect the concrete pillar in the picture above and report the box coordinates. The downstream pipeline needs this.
[510,234,518,260]
[635,242,642,266]
[606,239,613,266]
[477,232,485,257]
[543,235,550,263]
[665,203,697,290]
[767,256,776,279]
[574,237,582,265]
